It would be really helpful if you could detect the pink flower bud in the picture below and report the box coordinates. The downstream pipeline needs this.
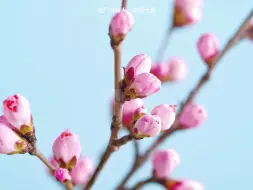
[197,33,220,65]
[110,9,134,40]
[124,54,152,84]
[174,0,203,27]
[151,104,177,131]
[132,115,161,138]
[152,149,180,178]
[53,129,82,170]
[111,98,145,128]
[151,62,171,82]
[71,157,94,186]
[167,58,188,81]
[179,103,207,129]
[0,116,28,154]
[133,106,147,123]
[171,180,204,190]
[54,168,71,183]
[3,94,33,136]
[124,73,161,100]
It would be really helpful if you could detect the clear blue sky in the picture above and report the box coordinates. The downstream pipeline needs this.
[0,0,252,190]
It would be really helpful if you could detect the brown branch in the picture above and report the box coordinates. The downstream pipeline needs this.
[117,8,253,189]
[113,135,133,146]
[83,1,128,189]
[65,181,75,190]
[34,149,55,171]
[155,26,174,62]
[121,0,128,9]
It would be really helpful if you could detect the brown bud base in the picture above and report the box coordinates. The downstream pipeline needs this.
[58,156,77,172]
[28,143,36,155]
[173,7,188,27]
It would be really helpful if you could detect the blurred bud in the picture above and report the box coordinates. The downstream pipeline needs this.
[152,149,180,178]
[167,58,188,82]
[197,33,220,66]
[53,129,82,170]
[151,62,171,82]
[124,73,161,100]
[166,179,204,190]
[151,104,176,131]
[71,157,94,186]
[132,115,161,139]
[124,54,152,84]
[3,94,35,139]
[179,103,207,129]
[110,9,134,43]
[54,168,71,183]
[0,116,28,155]
[111,98,145,128]
[173,0,203,27]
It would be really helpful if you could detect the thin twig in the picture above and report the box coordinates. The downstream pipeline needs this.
[117,8,253,189]
[83,1,128,189]
[155,26,174,62]
[34,149,55,171]
[121,0,128,9]
[65,181,75,190]
[113,135,133,146]
[133,139,140,159]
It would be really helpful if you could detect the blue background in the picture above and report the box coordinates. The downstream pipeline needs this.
[0,0,252,189]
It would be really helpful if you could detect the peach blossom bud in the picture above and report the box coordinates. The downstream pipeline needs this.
[152,149,180,178]
[71,157,94,186]
[54,168,71,183]
[3,94,34,136]
[151,104,177,131]
[179,103,207,129]
[53,129,82,170]
[0,115,28,155]
[133,106,147,123]
[111,98,145,128]
[110,9,134,42]
[197,33,220,66]
[124,54,152,84]
[124,73,161,100]
[150,62,171,82]
[132,115,161,139]
[174,0,203,27]
[170,180,204,190]
[167,58,188,81]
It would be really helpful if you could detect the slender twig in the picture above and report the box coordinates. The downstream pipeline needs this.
[117,8,253,189]
[65,181,75,190]
[34,148,74,190]
[121,0,128,9]
[113,135,133,146]
[155,26,174,62]
[34,149,55,171]
[83,1,128,189]
[133,139,140,159]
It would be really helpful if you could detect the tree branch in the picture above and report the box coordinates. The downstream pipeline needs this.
[155,26,174,62]
[113,134,133,147]
[117,8,253,189]
[34,149,55,171]
[83,1,128,189]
